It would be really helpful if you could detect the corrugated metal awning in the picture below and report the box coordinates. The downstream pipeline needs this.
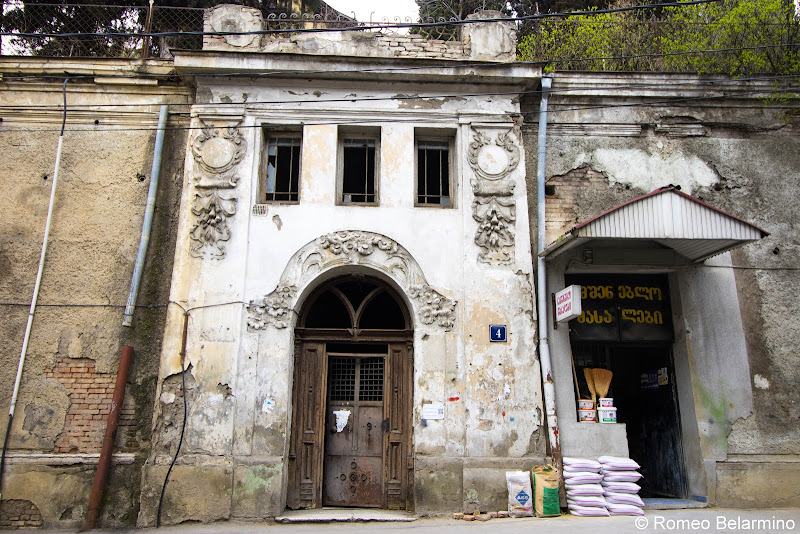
[540,186,769,263]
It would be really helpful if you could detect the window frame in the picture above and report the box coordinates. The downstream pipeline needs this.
[259,126,303,204]
[336,127,381,206]
[414,130,455,208]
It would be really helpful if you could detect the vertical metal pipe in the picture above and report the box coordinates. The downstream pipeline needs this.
[0,78,69,500]
[123,105,169,327]
[535,74,562,472]
[82,345,134,530]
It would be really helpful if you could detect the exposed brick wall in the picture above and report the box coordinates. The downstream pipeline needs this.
[545,164,610,244]
[205,30,470,60]
[0,499,43,529]
[44,357,133,454]
[379,35,468,60]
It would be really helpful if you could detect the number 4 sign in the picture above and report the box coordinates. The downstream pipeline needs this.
[490,325,507,342]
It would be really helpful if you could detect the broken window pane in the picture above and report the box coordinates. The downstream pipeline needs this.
[263,135,301,202]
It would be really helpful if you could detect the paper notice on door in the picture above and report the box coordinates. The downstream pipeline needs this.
[333,409,351,432]
[421,402,445,420]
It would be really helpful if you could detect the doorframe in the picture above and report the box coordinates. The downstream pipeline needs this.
[286,275,414,511]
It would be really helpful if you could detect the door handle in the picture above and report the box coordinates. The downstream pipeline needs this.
[381,418,390,432]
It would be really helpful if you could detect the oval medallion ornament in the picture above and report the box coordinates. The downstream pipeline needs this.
[191,123,247,176]
[468,129,520,181]
[201,136,236,169]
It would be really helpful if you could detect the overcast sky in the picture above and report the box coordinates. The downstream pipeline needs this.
[325,0,420,22]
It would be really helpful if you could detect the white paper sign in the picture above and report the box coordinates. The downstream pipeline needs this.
[333,409,351,432]
[421,402,445,420]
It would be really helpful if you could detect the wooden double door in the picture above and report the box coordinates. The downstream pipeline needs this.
[287,340,413,510]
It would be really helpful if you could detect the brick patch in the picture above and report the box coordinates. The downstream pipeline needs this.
[546,165,610,243]
[0,499,43,529]
[45,357,118,454]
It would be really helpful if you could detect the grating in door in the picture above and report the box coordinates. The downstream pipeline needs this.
[328,356,384,402]
[329,357,356,401]
[359,357,384,401]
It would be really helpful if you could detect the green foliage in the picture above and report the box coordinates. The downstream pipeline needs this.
[659,0,800,75]
[518,0,800,75]
[0,0,327,57]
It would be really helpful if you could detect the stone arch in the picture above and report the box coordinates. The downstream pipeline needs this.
[246,230,457,333]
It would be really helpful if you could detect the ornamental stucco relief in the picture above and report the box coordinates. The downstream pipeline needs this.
[319,231,400,258]
[247,231,457,332]
[409,285,456,331]
[467,129,520,181]
[189,190,237,259]
[469,128,520,265]
[247,284,297,330]
[188,121,247,260]
[191,122,247,187]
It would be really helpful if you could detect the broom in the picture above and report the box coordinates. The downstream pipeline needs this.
[591,368,613,399]
[583,368,596,403]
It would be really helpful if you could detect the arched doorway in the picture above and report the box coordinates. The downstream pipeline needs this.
[286,275,414,511]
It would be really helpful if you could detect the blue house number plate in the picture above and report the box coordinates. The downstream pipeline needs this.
[490,325,507,342]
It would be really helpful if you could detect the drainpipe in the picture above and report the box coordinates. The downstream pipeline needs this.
[535,74,561,473]
[83,105,168,530]
[123,104,169,327]
[0,78,70,501]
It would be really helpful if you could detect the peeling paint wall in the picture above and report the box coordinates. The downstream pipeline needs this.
[523,72,800,507]
[140,9,544,522]
[0,58,191,527]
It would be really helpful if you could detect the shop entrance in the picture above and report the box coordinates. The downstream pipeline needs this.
[572,343,688,497]
[286,276,413,510]
[567,273,688,498]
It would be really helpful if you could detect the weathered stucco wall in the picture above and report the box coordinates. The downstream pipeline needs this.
[522,72,800,507]
[140,29,545,519]
[0,59,191,527]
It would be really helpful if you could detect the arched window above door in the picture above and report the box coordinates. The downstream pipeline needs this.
[300,276,408,330]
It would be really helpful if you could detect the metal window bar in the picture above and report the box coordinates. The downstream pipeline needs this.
[328,357,356,401]
[265,136,300,202]
[418,140,449,205]
[358,357,384,402]
[342,139,375,203]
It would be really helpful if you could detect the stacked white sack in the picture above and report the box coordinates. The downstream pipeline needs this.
[563,457,609,517]
[598,456,645,516]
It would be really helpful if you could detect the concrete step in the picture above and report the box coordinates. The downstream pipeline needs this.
[276,508,417,523]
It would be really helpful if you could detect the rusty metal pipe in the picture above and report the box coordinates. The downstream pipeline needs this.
[82,345,134,530]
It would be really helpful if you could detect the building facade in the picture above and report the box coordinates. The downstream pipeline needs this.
[524,73,800,508]
[0,5,797,529]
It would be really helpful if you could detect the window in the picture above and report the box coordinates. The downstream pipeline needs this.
[415,133,453,206]
[338,128,379,205]
[261,130,301,202]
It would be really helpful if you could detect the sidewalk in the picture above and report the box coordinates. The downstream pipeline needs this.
[4,508,798,534]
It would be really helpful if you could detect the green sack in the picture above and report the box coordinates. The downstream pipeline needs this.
[532,465,561,517]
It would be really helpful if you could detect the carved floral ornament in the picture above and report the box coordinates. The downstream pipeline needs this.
[247,284,297,330]
[319,231,399,258]
[189,190,237,259]
[245,231,457,331]
[187,121,247,260]
[468,128,520,266]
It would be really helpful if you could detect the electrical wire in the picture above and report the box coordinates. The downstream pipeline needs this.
[1,73,798,113]
[2,84,798,133]
[0,0,726,39]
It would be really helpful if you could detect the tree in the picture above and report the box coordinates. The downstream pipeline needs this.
[659,0,800,75]
[0,0,339,57]
[517,0,800,75]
